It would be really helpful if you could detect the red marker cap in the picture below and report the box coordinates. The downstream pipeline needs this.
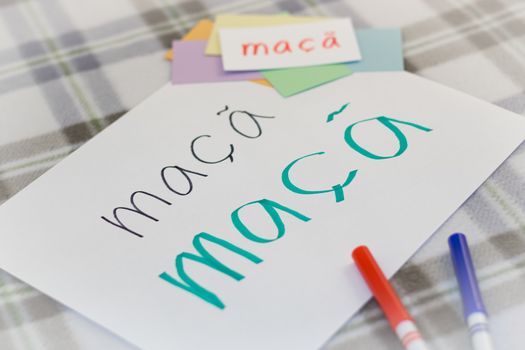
[352,245,412,330]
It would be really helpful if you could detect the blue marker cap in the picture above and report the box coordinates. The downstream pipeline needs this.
[448,233,487,319]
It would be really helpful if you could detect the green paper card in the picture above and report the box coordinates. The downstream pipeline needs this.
[262,64,352,97]
[263,28,404,97]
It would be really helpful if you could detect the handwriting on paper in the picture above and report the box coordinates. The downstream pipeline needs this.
[241,31,341,56]
[219,18,362,71]
[101,103,432,309]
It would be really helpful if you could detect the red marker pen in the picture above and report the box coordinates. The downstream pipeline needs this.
[352,246,429,350]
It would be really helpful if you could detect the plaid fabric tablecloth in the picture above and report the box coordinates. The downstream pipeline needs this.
[0,0,524,349]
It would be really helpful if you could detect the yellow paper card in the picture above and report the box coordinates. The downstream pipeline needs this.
[205,14,323,55]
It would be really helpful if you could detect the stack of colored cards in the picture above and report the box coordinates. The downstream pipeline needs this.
[166,14,404,97]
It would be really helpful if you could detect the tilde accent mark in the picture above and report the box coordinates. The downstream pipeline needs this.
[326,103,349,122]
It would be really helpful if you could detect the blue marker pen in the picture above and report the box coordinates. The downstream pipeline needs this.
[448,233,494,350]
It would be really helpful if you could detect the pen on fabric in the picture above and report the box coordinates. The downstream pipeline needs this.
[352,245,429,350]
[449,233,494,350]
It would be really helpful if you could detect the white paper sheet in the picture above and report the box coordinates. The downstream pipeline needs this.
[219,18,361,71]
[0,72,523,349]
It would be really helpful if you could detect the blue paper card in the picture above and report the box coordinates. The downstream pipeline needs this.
[348,28,404,72]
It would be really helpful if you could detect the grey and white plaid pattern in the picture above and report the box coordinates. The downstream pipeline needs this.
[0,0,524,349]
